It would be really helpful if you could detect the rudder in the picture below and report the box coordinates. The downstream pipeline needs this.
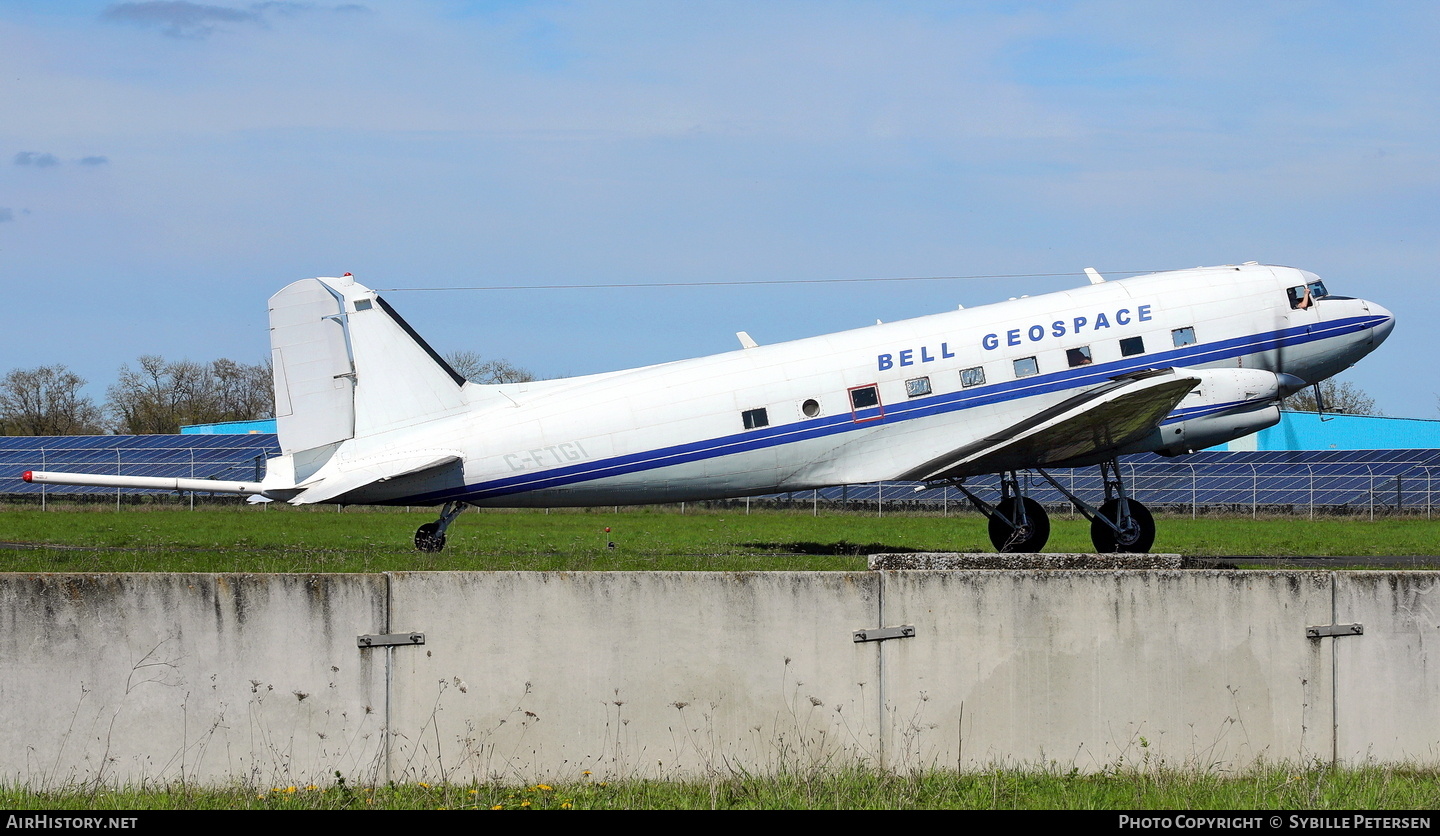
[269,275,466,459]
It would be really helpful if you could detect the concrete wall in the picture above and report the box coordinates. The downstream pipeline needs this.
[0,570,1433,786]
[0,573,388,788]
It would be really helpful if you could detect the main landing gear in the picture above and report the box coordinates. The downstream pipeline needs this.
[415,501,468,552]
[953,471,1051,553]
[945,459,1157,554]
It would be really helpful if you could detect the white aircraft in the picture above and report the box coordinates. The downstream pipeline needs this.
[25,263,1393,553]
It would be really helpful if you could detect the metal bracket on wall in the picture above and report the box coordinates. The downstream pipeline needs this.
[853,625,915,643]
[1306,623,1363,639]
[357,632,425,648]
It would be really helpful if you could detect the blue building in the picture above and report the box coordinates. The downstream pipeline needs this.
[179,419,278,435]
[1226,411,1440,452]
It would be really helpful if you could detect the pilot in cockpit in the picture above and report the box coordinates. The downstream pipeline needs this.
[1288,281,1328,310]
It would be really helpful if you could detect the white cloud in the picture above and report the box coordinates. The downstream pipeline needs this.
[99,1,368,39]
[13,151,60,167]
[101,1,263,39]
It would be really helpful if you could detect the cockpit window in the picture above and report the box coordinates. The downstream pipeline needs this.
[1288,281,1329,310]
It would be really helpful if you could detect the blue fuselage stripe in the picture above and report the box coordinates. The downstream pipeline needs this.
[418,315,1384,502]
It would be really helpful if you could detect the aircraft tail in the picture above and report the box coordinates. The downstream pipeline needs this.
[268,275,466,459]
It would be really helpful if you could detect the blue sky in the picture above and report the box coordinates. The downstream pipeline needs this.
[3,1,1437,417]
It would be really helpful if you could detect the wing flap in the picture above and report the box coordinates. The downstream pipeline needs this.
[290,450,464,505]
[900,369,1200,482]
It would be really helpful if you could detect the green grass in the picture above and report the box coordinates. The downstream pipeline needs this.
[5,506,1439,810]
[6,764,1440,809]
[1,503,1437,572]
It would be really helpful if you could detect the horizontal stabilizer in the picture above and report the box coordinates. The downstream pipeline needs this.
[900,369,1200,482]
[22,470,263,495]
[289,451,464,505]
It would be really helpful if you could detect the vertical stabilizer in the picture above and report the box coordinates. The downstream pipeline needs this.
[270,279,356,455]
[269,276,466,458]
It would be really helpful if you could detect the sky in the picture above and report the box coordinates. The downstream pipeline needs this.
[2,0,1437,418]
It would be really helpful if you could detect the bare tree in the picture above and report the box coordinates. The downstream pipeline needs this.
[445,350,537,384]
[1283,378,1380,416]
[212,356,274,421]
[106,356,274,434]
[0,365,106,435]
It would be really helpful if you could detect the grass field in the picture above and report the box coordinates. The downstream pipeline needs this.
[6,765,1440,810]
[5,503,1440,811]
[1,502,1437,573]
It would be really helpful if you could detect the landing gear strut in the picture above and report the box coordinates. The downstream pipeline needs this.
[950,471,1051,553]
[1035,459,1156,553]
[415,501,468,552]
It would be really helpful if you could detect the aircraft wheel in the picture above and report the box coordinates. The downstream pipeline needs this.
[415,522,447,553]
[1091,499,1155,554]
[988,497,1050,553]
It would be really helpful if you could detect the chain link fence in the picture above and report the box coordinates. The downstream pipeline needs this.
[730,458,1440,518]
[4,436,1438,517]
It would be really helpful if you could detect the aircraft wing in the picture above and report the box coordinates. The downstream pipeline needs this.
[285,451,465,505]
[899,369,1200,482]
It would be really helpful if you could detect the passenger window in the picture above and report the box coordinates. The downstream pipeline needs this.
[1120,336,1145,357]
[905,377,932,398]
[1172,327,1196,347]
[742,408,769,429]
[848,384,883,422]
[1013,357,1038,378]
[960,366,985,388]
[1066,346,1093,367]
[850,385,879,409]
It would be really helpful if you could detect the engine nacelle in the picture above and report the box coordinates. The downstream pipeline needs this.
[1148,402,1281,455]
[1118,368,1302,456]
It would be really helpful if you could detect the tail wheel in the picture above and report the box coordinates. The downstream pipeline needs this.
[1090,499,1155,553]
[987,497,1050,553]
[415,522,447,553]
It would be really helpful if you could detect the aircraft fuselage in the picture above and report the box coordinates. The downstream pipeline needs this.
[311,263,1392,508]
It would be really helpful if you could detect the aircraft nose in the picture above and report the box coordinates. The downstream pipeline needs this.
[1367,301,1396,345]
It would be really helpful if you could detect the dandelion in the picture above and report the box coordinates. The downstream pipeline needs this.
[537,784,553,791]
[285,786,297,794]
[491,804,504,810]
[561,802,573,809]
[521,800,531,807]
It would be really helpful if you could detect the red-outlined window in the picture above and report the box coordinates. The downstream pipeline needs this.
[848,384,884,422]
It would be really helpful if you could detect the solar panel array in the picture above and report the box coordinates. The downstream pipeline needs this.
[2,435,1437,514]
[0,434,277,496]
[752,449,1440,515]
